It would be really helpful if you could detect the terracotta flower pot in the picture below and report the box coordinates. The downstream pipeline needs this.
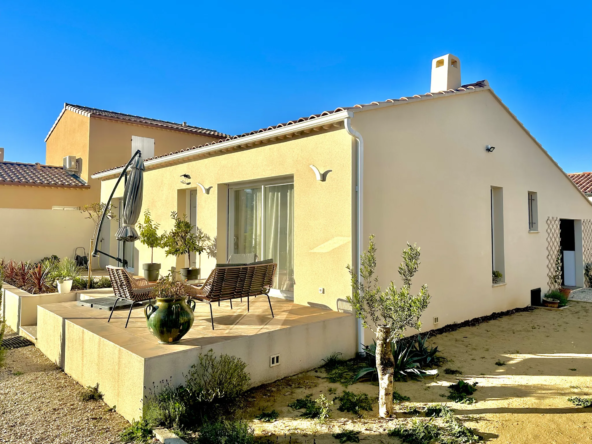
[144,297,196,343]
[542,298,560,308]
[560,287,572,298]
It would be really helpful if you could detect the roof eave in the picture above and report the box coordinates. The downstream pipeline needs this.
[92,109,351,180]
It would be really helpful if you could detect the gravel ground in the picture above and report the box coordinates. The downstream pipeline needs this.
[0,329,130,444]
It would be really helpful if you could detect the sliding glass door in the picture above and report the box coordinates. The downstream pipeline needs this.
[229,181,294,299]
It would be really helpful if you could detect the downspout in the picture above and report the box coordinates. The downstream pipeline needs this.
[344,111,365,354]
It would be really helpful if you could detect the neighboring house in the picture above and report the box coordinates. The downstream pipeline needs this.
[44,103,228,206]
[92,54,592,347]
[568,172,592,201]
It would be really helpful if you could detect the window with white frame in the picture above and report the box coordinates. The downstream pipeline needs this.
[528,191,538,232]
[131,136,155,159]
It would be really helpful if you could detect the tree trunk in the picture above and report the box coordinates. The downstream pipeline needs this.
[376,326,395,418]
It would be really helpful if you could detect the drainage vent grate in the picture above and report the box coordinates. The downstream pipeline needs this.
[2,336,34,350]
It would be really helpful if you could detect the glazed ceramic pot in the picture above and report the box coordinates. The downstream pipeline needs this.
[144,297,196,343]
[180,267,200,281]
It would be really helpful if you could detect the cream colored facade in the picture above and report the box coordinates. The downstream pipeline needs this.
[99,128,354,309]
[94,79,592,346]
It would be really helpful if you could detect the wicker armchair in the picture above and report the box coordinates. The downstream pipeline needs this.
[186,262,277,329]
[107,265,156,328]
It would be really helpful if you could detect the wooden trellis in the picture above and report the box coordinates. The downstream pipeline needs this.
[546,217,561,291]
[583,219,592,287]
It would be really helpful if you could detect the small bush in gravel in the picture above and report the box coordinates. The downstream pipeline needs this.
[80,383,103,401]
[568,397,592,408]
[447,381,478,404]
[393,391,411,402]
[119,419,153,443]
[445,368,463,375]
[144,380,187,430]
[425,404,453,418]
[389,414,481,444]
[289,394,333,421]
[332,429,361,443]
[255,410,279,422]
[197,420,254,444]
[334,391,374,415]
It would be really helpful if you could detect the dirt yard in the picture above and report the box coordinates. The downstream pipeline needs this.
[0,329,129,444]
[244,301,592,443]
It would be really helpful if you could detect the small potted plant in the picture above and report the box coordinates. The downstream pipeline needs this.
[51,258,80,293]
[137,209,163,281]
[492,270,503,284]
[144,274,196,343]
[543,290,568,308]
[162,212,208,281]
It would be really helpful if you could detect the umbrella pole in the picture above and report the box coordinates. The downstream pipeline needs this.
[87,238,93,290]
[121,241,126,269]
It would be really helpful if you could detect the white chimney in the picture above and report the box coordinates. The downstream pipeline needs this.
[0,148,4,162]
[430,54,461,92]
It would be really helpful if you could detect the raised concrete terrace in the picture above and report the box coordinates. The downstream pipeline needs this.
[36,297,356,421]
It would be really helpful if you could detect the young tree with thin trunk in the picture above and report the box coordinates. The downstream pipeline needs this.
[347,235,430,418]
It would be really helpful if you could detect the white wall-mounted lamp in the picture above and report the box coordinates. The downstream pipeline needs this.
[485,145,496,153]
[310,165,332,182]
[197,183,213,194]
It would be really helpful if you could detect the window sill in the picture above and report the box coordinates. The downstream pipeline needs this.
[528,230,539,234]
[492,282,507,288]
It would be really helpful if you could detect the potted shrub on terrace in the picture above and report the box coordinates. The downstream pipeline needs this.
[137,209,163,281]
[144,274,196,343]
[50,258,80,293]
[162,212,208,281]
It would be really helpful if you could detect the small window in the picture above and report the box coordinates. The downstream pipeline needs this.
[132,136,155,159]
[436,59,444,68]
[528,192,538,232]
[451,59,458,68]
[491,187,505,284]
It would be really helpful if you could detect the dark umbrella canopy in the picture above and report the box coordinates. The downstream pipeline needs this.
[115,154,144,242]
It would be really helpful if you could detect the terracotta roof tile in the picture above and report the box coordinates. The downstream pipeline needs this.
[46,104,229,141]
[0,161,88,188]
[568,172,592,195]
[94,80,488,176]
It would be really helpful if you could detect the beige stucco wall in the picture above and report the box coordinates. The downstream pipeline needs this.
[46,110,90,178]
[0,185,92,209]
[354,89,592,340]
[100,129,354,309]
[0,208,95,263]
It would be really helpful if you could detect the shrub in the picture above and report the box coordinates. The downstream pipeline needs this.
[332,430,361,443]
[545,290,568,307]
[495,359,506,366]
[144,379,188,430]
[79,383,103,401]
[393,391,411,402]
[255,410,279,422]
[197,420,254,444]
[27,263,53,294]
[289,394,332,421]
[492,270,503,284]
[322,352,345,371]
[447,381,478,404]
[568,397,592,408]
[425,404,453,418]
[389,415,481,444]
[334,391,374,415]
[445,368,463,375]
[119,420,153,443]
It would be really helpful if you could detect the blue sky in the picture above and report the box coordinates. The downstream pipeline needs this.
[1,1,590,172]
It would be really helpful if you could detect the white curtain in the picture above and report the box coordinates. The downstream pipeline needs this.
[232,188,261,256]
[263,184,294,292]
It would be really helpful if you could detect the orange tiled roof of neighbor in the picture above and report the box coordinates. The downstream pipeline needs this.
[568,172,592,195]
[45,104,229,141]
[0,161,89,188]
[93,80,488,176]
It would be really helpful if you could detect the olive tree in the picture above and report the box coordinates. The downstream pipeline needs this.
[347,235,430,418]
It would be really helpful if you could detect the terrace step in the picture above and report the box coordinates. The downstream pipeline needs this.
[19,325,37,344]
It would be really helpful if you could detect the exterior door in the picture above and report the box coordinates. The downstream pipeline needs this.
[228,180,294,299]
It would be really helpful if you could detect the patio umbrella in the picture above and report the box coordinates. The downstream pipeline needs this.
[115,154,144,243]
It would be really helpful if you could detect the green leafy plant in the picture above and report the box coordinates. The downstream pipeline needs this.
[445,368,463,375]
[347,236,431,417]
[447,381,478,404]
[492,270,503,284]
[332,430,361,443]
[144,379,188,430]
[26,263,53,294]
[150,273,189,301]
[289,394,332,421]
[197,420,254,444]
[137,209,163,264]
[545,290,568,307]
[119,419,153,443]
[50,257,80,283]
[425,404,453,418]
[495,359,506,366]
[162,211,211,269]
[255,410,279,422]
[79,383,103,401]
[568,397,592,408]
[389,414,481,444]
[393,391,411,402]
[334,391,374,415]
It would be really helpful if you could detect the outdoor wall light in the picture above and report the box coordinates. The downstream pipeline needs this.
[180,173,191,185]
[197,183,213,194]
[310,165,332,182]
[486,145,496,153]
